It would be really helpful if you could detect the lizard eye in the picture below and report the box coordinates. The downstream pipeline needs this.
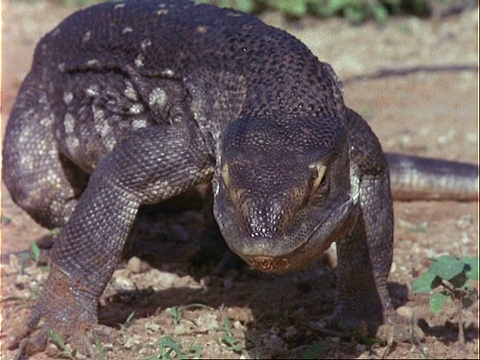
[307,162,329,201]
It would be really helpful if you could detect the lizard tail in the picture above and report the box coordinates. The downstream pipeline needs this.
[386,153,478,201]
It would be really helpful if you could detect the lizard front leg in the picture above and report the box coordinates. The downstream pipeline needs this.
[329,171,424,342]
[324,108,424,341]
[328,172,394,335]
[9,124,213,357]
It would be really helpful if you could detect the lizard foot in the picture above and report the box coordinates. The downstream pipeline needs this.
[315,306,424,344]
[319,313,371,338]
[8,263,109,358]
[11,323,113,359]
[377,307,425,344]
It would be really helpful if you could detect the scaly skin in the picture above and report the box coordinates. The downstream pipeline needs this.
[3,0,464,356]
[386,153,478,201]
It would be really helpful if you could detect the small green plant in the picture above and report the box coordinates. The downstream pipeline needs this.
[196,0,445,24]
[145,336,202,360]
[197,0,400,22]
[216,317,245,352]
[119,311,136,331]
[1,214,12,225]
[412,255,478,343]
[55,0,104,6]
[169,306,182,326]
[93,335,107,360]
[30,240,42,265]
[168,303,211,325]
[47,330,77,359]
[308,0,401,24]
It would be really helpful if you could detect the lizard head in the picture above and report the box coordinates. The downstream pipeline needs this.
[213,115,360,273]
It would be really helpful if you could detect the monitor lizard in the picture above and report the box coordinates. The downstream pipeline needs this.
[2,0,477,356]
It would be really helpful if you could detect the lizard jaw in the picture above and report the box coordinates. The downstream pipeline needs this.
[232,197,357,273]
[246,256,290,272]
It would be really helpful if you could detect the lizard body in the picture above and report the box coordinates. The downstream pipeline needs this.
[2,0,477,355]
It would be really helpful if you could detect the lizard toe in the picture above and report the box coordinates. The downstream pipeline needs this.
[8,302,43,352]
[12,322,113,358]
[52,324,115,357]
[13,329,48,359]
[322,314,371,338]
[10,263,101,357]
[377,309,425,344]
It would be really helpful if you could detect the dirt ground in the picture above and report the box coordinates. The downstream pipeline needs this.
[1,1,478,359]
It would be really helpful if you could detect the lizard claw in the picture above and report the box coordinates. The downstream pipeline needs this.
[8,302,45,354]
[319,314,371,338]
[13,331,48,360]
[319,307,425,344]
[11,324,114,359]
[377,308,425,344]
[9,263,102,357]
[9,311,113,359]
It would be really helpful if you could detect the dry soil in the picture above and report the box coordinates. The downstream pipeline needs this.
[1,1,478,359]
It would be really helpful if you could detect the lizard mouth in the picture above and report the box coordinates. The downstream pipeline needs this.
[237,197,356,273]
[242,235,332,273]
[246,256,290,272]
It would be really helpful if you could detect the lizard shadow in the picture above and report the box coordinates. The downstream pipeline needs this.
[8,192,423,356]
[97,248,340,356]
[417,319,478,344]
[96,198,420,357]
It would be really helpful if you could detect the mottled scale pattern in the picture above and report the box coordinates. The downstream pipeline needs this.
[46,0,344,119]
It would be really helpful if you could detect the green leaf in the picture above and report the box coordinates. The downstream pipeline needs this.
[463,256,479,280]
[268,0,307,16]
[234,0,256,13]
[223,317,233,335]
[47,330,67,349]
[119,311,136,330]
[47,330,76,359]
[344,6,366,24]
[158,336,184,359]
[429,292,449,314]
[30,241,41,265]
[1,214,11,225]
[412,271,440,293]
[170,306,180,325]
[187,343,203,359]
[371,4,388,25]
[221,317,245,352]
[429,255,465,280]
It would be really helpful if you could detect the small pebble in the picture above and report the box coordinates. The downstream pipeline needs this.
[283,326,297,338]
[233,320,244,330]
[127,256,143,273]
[200,275,212,286]
[223,277,234,289]
[112,273,135,291]
[292,307,306,317]
[396,305,413,319]
[145,322,161,332]
[356,344,366,352]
